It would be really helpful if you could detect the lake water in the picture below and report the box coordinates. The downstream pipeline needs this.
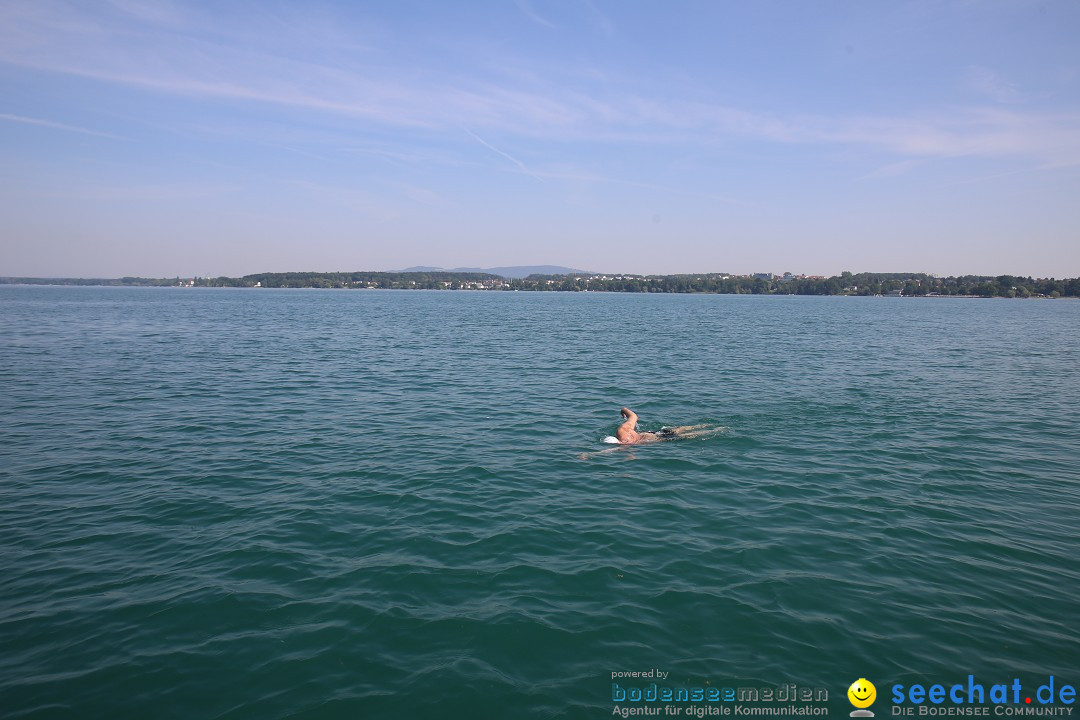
[1,286,1078,719]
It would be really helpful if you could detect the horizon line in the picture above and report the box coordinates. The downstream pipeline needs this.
[3,269,1079,281]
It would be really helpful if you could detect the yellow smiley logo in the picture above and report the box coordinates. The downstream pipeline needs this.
[848,678,877,709]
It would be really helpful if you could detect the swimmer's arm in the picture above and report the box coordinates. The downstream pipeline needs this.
[616,408,639,443]
[578,445,630,460]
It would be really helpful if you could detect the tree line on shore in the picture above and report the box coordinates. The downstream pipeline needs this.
[3,271,1078,297]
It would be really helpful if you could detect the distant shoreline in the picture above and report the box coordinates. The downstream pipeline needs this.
[4,284,1074,301]
[3,271,1077,299]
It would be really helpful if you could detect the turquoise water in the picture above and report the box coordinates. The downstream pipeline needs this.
[1,286,1077,719]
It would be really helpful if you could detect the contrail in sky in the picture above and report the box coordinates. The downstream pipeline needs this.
[461,127,547,184]
[0,112,124,140]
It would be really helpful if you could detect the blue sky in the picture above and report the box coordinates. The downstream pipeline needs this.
[1,0,1078,278]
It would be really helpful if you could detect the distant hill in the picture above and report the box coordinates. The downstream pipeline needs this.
[399,265,592,278]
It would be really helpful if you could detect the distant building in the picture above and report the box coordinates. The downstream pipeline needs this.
[752,273,774,281]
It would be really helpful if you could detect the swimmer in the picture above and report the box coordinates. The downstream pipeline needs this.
[578,409,723,459]
[615,407,712,445]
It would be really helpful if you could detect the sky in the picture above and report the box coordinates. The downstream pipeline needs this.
[1,0,1078,278]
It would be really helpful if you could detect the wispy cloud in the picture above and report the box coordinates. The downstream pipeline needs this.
[55,182,237,201]
[860,159,924,180]
[290,179,400,220]
[582,0,615,37]
[0,112,124,139]
[291,177,451,211]
[515,0,556,29]
[339,144,467,169]
[391,182,455,208]
[264,143,336,163]
[511,165,752,206]
[965,65,1027,104]
[788,108,1080,167]
[461,128,546,183]
[932,163,1055,190]
[104,0,189,28]
[1,0,1078,170]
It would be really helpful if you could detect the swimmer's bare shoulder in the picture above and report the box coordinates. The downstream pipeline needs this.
[615,407,640,444]
[616,408,669,445]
